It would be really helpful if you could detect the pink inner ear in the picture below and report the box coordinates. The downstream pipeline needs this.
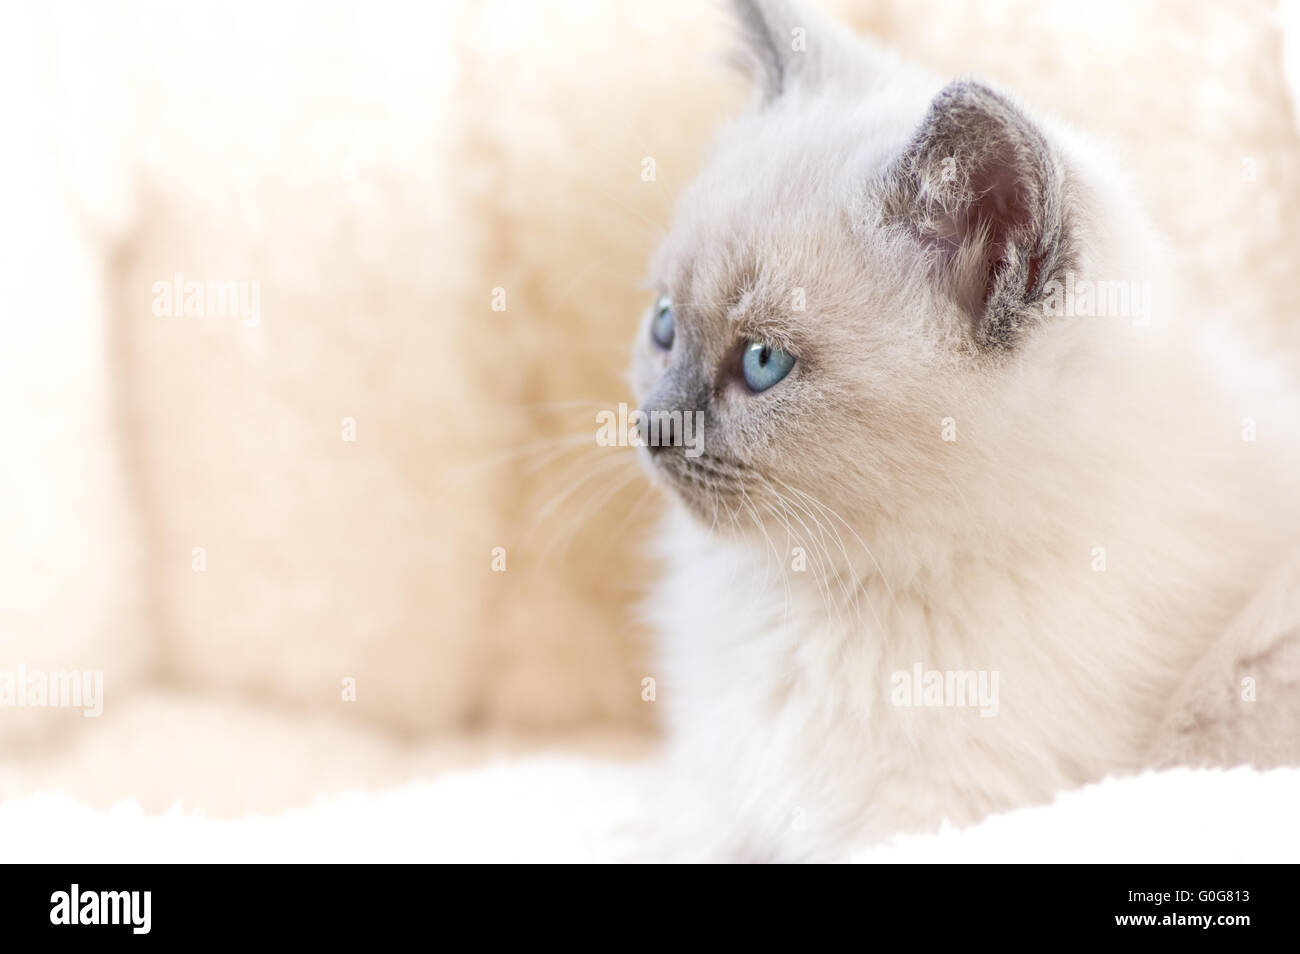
[1024,253,1044,297]
[946,144,1039,316]
[886,80,1063,343]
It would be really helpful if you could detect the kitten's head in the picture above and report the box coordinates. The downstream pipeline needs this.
[632,0,1125,534]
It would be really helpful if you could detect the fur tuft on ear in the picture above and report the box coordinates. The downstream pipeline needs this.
[727,0,881,104]
[728,0,795,101]
[882,81,1070,348]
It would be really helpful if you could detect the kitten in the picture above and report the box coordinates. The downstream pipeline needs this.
[632,0,1300,861]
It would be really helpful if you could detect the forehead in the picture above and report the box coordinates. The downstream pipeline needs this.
[649,101,902,334]
[649,186,867,354]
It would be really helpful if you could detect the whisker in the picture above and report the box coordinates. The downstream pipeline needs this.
[525,451,638,547]
[542,464,643,565]
[450,432,598,480]
[774,476,900,626]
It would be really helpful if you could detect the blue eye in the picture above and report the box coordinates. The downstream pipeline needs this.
[742,340,796,392]
[650,296,675,349]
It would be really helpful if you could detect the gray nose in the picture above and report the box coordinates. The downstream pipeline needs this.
[638,372,704,454]
[637,408,681,454]
[637,409,676,453]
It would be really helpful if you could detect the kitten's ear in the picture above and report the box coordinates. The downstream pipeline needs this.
[727,0,874,103]
[882,81,1070,348]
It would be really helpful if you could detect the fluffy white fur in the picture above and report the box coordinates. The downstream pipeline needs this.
[634,0,1300,861]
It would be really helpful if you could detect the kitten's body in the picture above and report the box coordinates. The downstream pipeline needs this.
[637,0,1300,860]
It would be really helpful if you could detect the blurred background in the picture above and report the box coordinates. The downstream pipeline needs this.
[2,0,1299,815]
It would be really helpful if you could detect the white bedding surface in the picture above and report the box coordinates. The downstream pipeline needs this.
[2,690,1295,862]
[7,760,1298,863]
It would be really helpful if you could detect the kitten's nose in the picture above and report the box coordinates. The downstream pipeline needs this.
[636,409,675,453]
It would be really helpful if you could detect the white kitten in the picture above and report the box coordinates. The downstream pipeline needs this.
[632,0,1300,861]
